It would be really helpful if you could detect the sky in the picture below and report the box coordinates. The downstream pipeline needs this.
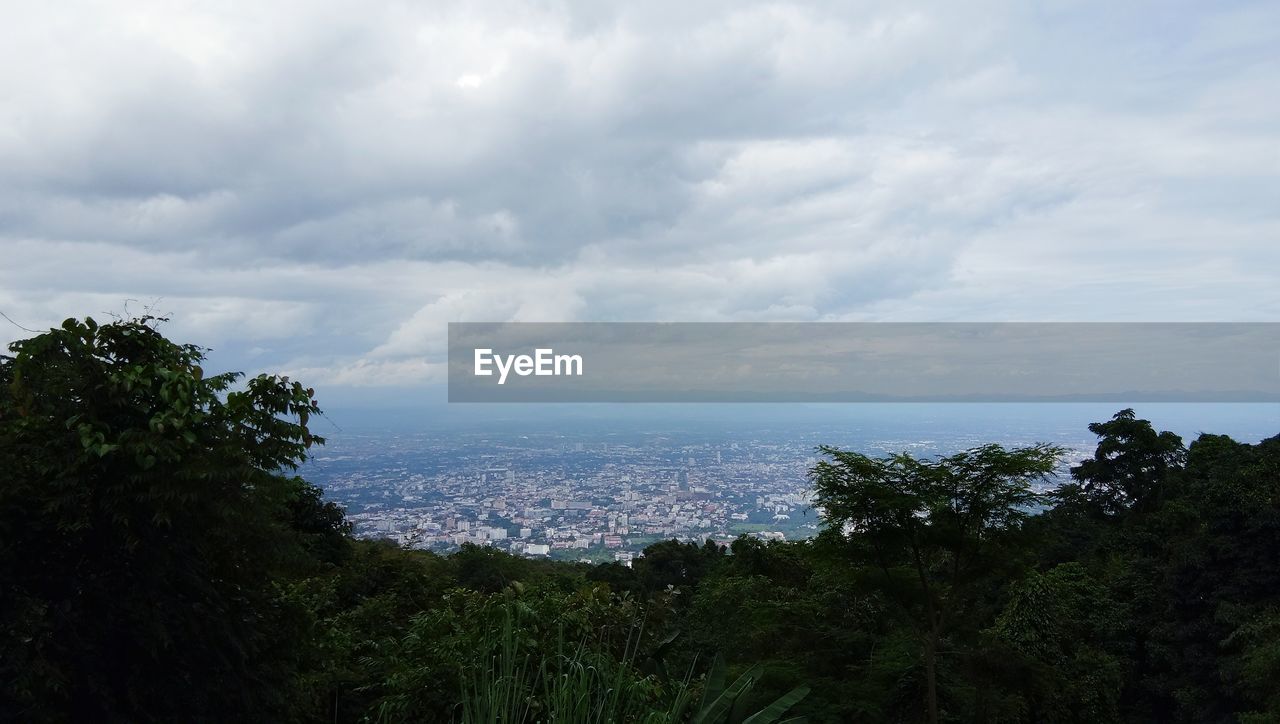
[1,0,1278,403]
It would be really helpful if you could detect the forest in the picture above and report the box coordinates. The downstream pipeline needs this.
[2,317,1278,723]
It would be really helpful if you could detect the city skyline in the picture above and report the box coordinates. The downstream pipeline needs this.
[305,402,1279,559]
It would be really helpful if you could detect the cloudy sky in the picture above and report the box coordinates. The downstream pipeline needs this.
[1,0,1277,398]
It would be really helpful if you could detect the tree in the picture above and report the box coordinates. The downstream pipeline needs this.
[988,563,1123,722]
[0,317,338,721]
[811,443,1062,724]
[634,539,725,596]
[1126,432,1280,721]
[1067,409,1185,516]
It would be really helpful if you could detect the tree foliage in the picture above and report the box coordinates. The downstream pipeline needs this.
[2,318,1278,723]
[0,317,339,721]
[811,442,1062,723]
[1067,408,1185,515]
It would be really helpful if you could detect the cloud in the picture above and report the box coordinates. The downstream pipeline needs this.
[1,0,1276,390]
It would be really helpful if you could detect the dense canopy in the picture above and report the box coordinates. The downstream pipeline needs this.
[2,319,1278,722]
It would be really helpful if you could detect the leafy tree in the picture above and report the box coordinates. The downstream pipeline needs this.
[987,563,1124,722]
[285,539,455,722]
[452,542,533,593]
[1222,606,1280,723]
[634,539,726,596]
[811,442,1061,724]
[288,479,354,567]
[1124,432,1280,721]
[586,559,643,595]
[1067,408,1185,516]
[0,317,339,721]
[724,536,812,589]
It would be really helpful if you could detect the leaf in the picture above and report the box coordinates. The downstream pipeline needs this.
[742,686,810,724]
[693,665,760,724]
[701,655,727,708]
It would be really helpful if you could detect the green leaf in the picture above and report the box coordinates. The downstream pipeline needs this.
[693,665,760,724]
[741,686,810,724]
[701,655,727,708]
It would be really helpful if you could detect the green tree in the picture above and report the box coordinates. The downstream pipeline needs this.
[987,563,1123,722]
[1067,408,1185,516]
[285,540,455,722]
[633,539,725,596]
[1127,432,1280,721]
[0,317,338,721]
[811,442,1061,724]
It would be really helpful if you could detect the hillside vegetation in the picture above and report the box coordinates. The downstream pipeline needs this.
[3,318,1278,723]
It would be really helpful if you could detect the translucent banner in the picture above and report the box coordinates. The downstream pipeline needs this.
[447,323,1280,403]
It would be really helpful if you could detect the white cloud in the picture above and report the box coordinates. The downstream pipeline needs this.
[1,0,1276,390]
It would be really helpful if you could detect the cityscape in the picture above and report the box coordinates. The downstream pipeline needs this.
[302,408,1115,564]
